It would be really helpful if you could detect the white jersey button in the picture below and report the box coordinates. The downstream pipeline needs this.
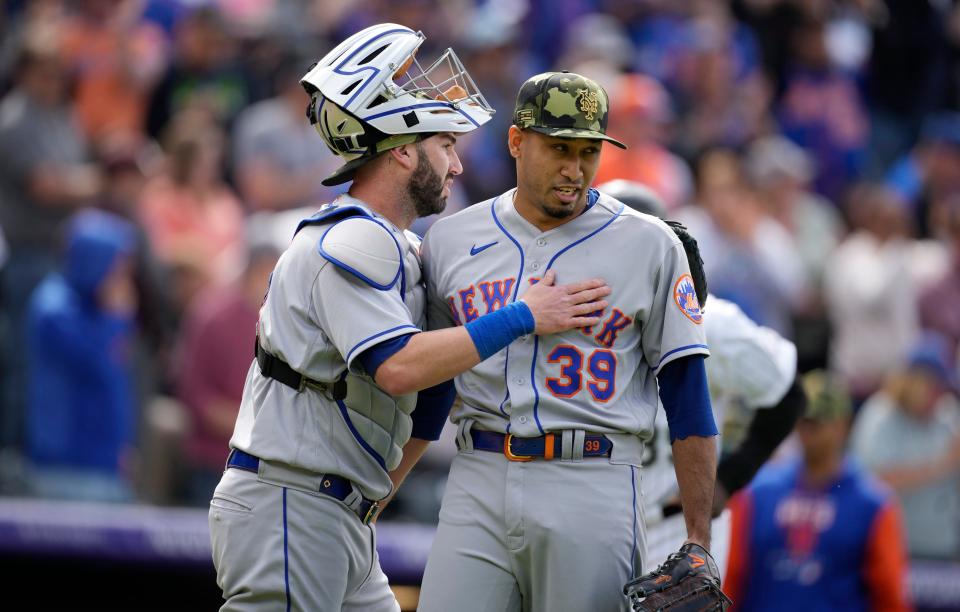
[519,415,528,423]
[531,262,541,271]
[515,377,525,385]
[537,238,547,246]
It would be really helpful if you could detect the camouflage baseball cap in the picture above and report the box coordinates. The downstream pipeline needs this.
[513,71,626,149]
[800,370,852,422]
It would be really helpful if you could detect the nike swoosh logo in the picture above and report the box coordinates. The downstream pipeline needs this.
[470,241,498,256]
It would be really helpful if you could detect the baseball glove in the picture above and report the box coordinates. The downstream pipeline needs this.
[623,543,731,612]
[665,221,708,308]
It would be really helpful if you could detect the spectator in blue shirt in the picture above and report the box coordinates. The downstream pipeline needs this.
[25,209,139,503]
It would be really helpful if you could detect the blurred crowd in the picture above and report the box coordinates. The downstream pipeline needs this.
[0,0,958,568]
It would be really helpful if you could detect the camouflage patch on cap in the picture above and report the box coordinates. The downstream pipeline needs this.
[800,370,852,422]
[513,71,626,148]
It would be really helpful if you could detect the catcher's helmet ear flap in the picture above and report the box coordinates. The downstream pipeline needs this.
[307,95,423,186]
[313,97,373,158]
[597,179,667,219]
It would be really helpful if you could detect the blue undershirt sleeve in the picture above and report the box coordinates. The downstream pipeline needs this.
[410,380,456,441]
[356,333,415,379]
[657,354,718,442]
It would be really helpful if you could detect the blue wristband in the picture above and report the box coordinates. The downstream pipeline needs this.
[464,301,536,360]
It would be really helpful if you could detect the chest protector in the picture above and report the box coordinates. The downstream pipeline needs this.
[296,202,421,471]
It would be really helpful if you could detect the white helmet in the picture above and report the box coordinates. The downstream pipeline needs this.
[301,23,495,186]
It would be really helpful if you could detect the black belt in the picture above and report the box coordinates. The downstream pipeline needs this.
[255,339,347,400]
[467,430,613,461]
[226,449,380,524]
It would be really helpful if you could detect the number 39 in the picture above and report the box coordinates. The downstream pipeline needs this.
[545,344,617,402]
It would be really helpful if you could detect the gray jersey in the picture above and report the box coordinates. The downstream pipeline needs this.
[229,194,425,500]
[421,188,709,438]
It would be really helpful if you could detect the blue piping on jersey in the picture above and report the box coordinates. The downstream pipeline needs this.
[530,200,624,433]
[529,341,543,432]
[654,343,710,371]
[336,398,388,470]
[630,466,638,577]
[283,487,291,612]
[399,249,407,301]
[295,204,371,236]
[491,195,526,419]
[346,324,420,365]
[301,204,410,300]
[318,217,403,291]
[490,197,525,303]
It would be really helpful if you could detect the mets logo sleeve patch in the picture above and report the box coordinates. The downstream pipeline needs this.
[673,274,703,324]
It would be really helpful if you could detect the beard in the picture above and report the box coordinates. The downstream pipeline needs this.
[539,189,586,219]
[541,201,576,219]
[406,147,448,218]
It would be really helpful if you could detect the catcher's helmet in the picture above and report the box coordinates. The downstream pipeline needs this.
[301,23,495,185]
[596,179,667,219]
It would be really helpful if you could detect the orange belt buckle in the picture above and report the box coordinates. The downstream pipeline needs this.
[503,434,534,462]
[503,433,556,461]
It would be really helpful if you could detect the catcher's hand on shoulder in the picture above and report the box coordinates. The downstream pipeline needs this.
[623,543,731,612]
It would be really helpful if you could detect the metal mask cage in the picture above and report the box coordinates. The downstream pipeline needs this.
[394,47,495,115]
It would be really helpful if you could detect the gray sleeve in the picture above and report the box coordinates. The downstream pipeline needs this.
[421,228,457,332]
[313,263,421,371]
[642,242,710,371]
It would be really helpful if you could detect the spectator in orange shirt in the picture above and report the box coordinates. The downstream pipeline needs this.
[592,73,693,211]
[59,0,168,142]
[138,109,245,309]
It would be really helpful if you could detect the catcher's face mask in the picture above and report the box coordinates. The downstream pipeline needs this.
[301,23,495,185]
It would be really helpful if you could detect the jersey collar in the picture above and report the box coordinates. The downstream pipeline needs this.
[496,187,620,242]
